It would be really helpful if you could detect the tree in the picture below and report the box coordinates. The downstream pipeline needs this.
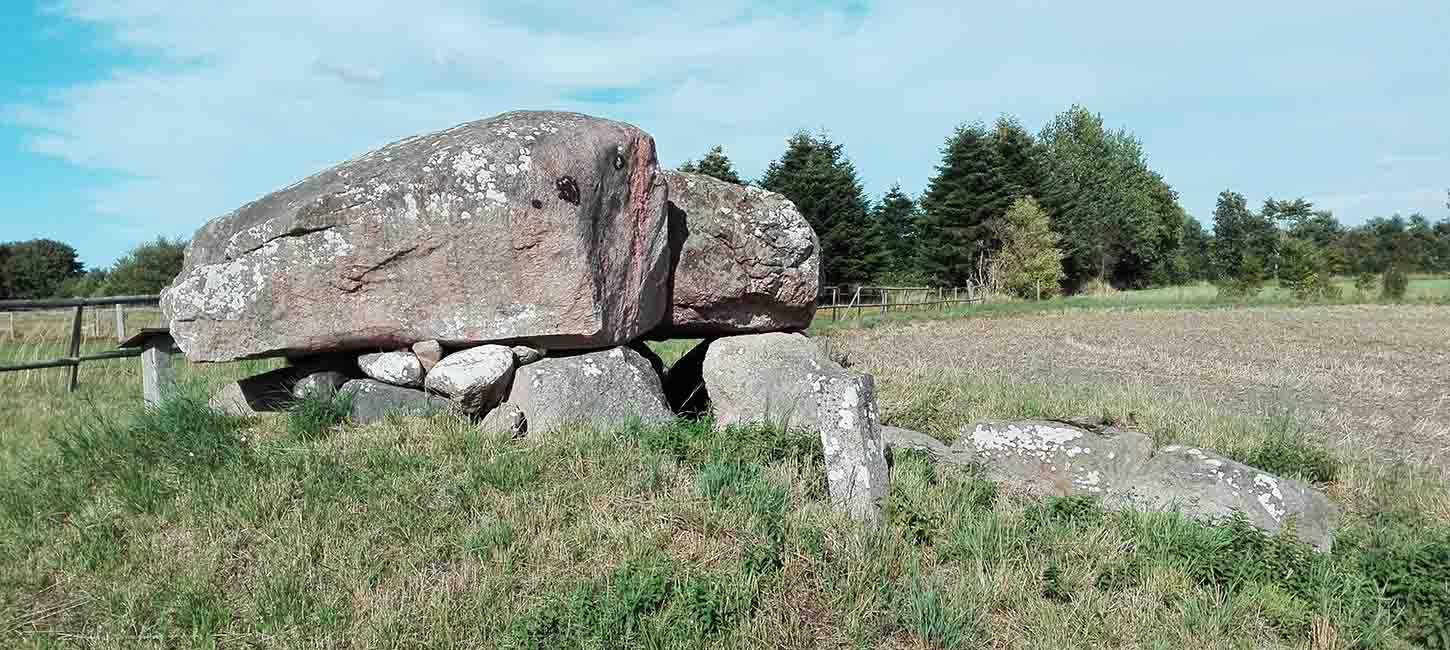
[0,239,83,299]
[1211,191,1276,281]
[759,132,881,286]
[1037,105,1179,290]
[1177,215,1214,282]
[871,184,920,278]
[106,237,186,295]
[1277,234,1335,299]
[678,145,743,184]
[989,197,1064,298]
[915,124,998,286]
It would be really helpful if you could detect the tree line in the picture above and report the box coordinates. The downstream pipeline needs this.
[679,105,1450,295]
[0,238,185,300]
[7,106,1447,301]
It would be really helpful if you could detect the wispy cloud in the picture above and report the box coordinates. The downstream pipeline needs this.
[8,0,1450,264]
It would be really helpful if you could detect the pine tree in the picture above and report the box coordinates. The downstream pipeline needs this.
[871,184,919,276]
[916,124,999,286]
[990,197,1064,298]
[759,132,881,286]
[677,145,743,184]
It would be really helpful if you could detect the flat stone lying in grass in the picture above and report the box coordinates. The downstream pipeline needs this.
[883,421,1336,551]
[291,370,349,401]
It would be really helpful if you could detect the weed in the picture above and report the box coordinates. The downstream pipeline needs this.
[464,518,516,561]
[1233,418,1339,484]
[900,578,979,649]
[287,393,351,440]
[1041,562,1073,603]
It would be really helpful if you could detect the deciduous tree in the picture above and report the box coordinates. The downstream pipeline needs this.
[989,197,1063,298]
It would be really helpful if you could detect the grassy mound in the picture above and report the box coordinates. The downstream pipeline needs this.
[1,388,1448,649]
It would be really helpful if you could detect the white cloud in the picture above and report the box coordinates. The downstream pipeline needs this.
[10,0,1450,263]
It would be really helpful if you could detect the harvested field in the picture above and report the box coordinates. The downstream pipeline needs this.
[836,304,1450,469]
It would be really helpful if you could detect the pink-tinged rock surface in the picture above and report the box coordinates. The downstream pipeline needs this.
[162,110,670,362]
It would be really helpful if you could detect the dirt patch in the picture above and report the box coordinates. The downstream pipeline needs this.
[836,305,1450,467]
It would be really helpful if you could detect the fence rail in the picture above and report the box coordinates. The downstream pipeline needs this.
[815,285,984,321]
[0,294,162,392]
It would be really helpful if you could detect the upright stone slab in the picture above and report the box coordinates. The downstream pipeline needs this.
[358,351,424,387]
[424,344,514,416]
[814,372,889,520]
[702,333,839,428]
[162,110,671,362]
[699,333,888,521]
[654,171,819,336]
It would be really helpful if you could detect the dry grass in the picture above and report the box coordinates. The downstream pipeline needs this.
[837,304,1450,470]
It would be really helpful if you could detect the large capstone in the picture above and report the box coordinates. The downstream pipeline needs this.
[162,110,671,362]
[508,347,672,432]
[654,171,819,336]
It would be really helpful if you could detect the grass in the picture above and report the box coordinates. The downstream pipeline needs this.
[2,297,1449,648]
[2,393,1448,648]
[812,275,1450,332]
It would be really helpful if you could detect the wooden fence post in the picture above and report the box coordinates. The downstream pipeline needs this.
[114,304,126,342]
[67,306,84,392]
[831,287,839,321]
[5,312,12,340]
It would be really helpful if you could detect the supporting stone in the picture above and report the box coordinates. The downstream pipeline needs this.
[121,329,177,408]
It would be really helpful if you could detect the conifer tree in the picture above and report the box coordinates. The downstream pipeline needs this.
[871,184,919,275]
[916,124,999,286]
[760,132,881,286]
[678,145,743,184]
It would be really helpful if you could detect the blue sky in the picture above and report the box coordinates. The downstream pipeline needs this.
[2,0,1447,269]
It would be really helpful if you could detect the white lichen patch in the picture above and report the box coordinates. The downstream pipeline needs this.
[1254,473,1286,521]
[970,423,1083,460]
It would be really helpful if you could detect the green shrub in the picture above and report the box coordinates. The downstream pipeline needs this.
[1278,237,1337,300]
[1215,277,1263,299]
[1381,266,1409,300]
[1354,271,1378,293]
[287,393,352,440]
[1349,522,1450,649]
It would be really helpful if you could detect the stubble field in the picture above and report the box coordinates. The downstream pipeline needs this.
[837,304,1450,470]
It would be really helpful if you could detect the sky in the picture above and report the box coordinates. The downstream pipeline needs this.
[1,1,1447,269]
